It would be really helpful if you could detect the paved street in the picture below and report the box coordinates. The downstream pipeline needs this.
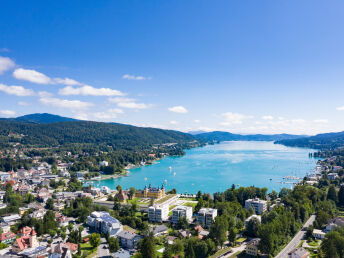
[222,243,247,258]
[97,237,112,258]
[275,214,316,258]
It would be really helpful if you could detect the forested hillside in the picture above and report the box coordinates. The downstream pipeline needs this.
[276,131,344,150]
[0,120,197,150]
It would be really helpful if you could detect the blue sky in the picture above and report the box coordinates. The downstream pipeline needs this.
[1,0,344,135]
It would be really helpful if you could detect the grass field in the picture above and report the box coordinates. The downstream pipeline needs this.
[80,242,97,257]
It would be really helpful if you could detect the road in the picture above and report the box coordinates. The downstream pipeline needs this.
[97,237,112,258]
[275,214,316,258]
[222,243,247,258]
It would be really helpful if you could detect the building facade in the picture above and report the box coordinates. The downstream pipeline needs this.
[197,208,218,228]
[87,211,123,236]
[245,198,267,214]
[172,206,193,224]
[135,184,165,199]
[148,204,169,222]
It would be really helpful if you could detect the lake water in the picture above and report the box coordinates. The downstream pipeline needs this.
[90,141,318,194]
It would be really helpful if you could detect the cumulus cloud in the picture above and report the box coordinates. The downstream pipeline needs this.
[220,112,253,126]
[170,120,179,125]
[314,119,328,123]
[38,91,53,97]
[194,120,200,123]
[75,108,124,122]
[59,85,125,96]
[262,115,274,120]
[39,97,93,110]
[18,101,29,106]
[122,74,151,80]
[109,97,152,109]
[13,68,52,84]
[0,110,16,117]
[0,56,15,74]
[0,83,35,96]
[168,106,188,114]
[336,106,344,111]
[54,78,82,86]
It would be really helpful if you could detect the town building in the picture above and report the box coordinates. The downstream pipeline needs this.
[245,215,262,227]
[328,173,338,180]
[245,198,267,214]
[87,211,123,236]
[0,231,16,244]
[172,206,193,224]
[197,208,218,228]
[99,161,109,167]
[37,187,51,202]
[12,227,39,253]
[101,186,111,195]
[246,238,261,256]
[117,230,142,249]
[148,204,169,222]
[115,189,128,202]
[325,217,344,232]
[1,214,21,225]
[313,229,326,239]
[152,225,168,236]
[288,248,310,258]
[135,184,165,199]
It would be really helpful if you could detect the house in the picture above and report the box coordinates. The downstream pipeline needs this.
[87,211,123,236]
[1,214,21,225]
[37,188,51,202]
[12,228,39,253]
[58,170,70,178]
[166,236,177,245]
[101,186,111,195]
[0,231,16,244]
[245,198,267,214]
[288,248,310,258]
[325,217,344,232]
[0,172,11,182]
[99,161,109,167]
[18,226,36,237]
[115,189,128,202]
[57,215,70,227]
[333,166,342,172]
[328,173,338,180]
[29,209,46,220]
[54,202,66,211]
[148,204,169,222]
[49,242,78,257]
[178,229,192,238]
[246,238,261,256]
[114,248,131,258]
[0,222,10,233]
[197,208,217,228]
[172,206,193,224]
[152,225,168,236]
[117,230,142,249]
[313,229,325,239]
[245,215,262,227]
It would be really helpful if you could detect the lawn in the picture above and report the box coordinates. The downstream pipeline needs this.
[209,247,232,258]
[156,194,177,204]
[308,240,319,247]
[80,242,97,257]
[183,202,197,209]
[155,244,165,257]
[128,197,149,206]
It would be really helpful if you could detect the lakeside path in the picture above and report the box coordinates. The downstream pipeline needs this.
[275,214,316,258]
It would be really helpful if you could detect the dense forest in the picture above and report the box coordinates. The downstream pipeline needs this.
[276,131,344,150]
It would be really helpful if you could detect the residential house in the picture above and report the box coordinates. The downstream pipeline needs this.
[197,208,218,228]
[288,248,310,258]
[0,231,16,244]
[101,186,111,195]
[12,228,39,253]
[246,238,261,256]
[313,229,325,239]
[1,214,21,225]
[172,206,193,224]
[152,225,168,236]
[325,217,344,232]
[245,198,267,214]
[117,230,142,249]
[148,204,169,222]
[37,188,51,202]
[87,211,123,236]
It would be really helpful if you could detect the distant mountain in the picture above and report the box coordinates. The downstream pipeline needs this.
[276,131,344,150]
[14,113,78,124]
[194,131,305,142]
[188,130,207,135]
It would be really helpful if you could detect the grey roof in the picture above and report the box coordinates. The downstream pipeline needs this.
[288,248,310,256]
[114,249,131,258]
[117,230,139,240]
[153,224,168,234]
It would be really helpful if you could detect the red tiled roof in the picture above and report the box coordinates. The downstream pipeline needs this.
[18,226,33,237]
[66,242,78,252]
[0,232,16,241]
[15,236,30,251]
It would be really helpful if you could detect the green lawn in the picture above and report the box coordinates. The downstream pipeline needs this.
[156,194,177,204]
[308,240,319,247]
[183,202,197,209]
[209,247,232,258]
[80,242,97,257]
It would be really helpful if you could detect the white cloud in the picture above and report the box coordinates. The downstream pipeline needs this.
[109,97,152,109]
[54,78,81,86]
[168,106,188,114]
[0,83,35,96]
[122,74,151,80]
[0,56,15,74]
[0,110,16,117]
[336,106,344,111]
[108,108,124,114]
[194,120,200,123]
[314,119,328,123]
[170,120,179,125]
[39,97,93,110]
[262,115,274,120]
[13,68,52,84]
[220,112,253,126]
[0,48,10,53]
[59,85,125,96]
[38,91,53,97]
[18,101,29,106]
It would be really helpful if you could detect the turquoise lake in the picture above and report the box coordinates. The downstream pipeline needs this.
[90,141,319,194]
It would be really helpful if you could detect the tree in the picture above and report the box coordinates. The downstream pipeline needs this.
[177,216,189,230]
[209,216,228,248]
[108,237,120,252]
[46,198,54,210]
[185,241,196,258]
[327,185,337,202]
[116,185,122,192]
[228,227,236,245]
[49,229,56,238]
[139,233,156,258]
[338,186,344,206]
[89,233,101,248]
[246,217,260,237]
[129,187,136,200]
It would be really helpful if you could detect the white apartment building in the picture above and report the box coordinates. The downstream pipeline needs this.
[197,208,217,228]
[148,204,169,222]
[245,198,267,214]
[99,161,109,167]
[171,206,193,224]
[87,211,123,236]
